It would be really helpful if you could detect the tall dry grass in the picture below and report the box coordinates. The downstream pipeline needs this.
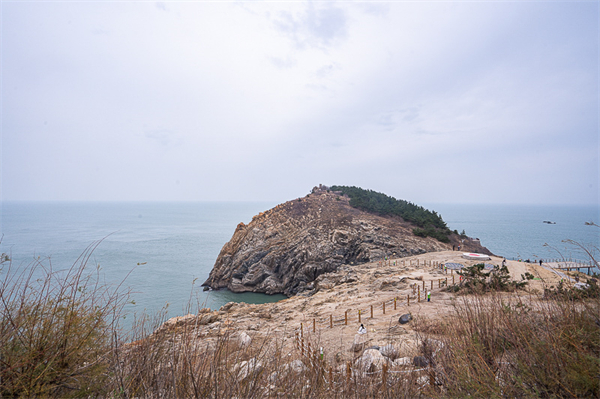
[418,290,600,398]
[0,241,129,397]
[2,243,599,398]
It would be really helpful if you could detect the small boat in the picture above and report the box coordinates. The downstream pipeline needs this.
[543,221,556,224]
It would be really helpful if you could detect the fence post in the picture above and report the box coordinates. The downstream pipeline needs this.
[345,311,348,325]
[329,367,333,386]
[313,318,316,333]
[370,305,373,319]
[300,323,304,355]
[330,314,333,328]
[422,280,425,290]
[382,362,388,386]
[346,362,351,385]
[358,309,361,323]
[446,277,448,286]
[431,280,433,290]
[438,279,441,288]
[407,294,410,306]
[394,297,397,310]
[453,275,455,285]
[418,286,420,302]
[383,301,385,315]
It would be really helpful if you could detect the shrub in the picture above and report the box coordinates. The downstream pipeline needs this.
[0,242,128,398]
[447,264,527,294]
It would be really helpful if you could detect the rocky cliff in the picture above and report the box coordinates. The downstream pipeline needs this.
[203,187,492,296]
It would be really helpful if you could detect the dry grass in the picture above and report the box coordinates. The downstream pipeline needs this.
[417,292,600,398]
[0,241,128,397]
[2,246,599,398]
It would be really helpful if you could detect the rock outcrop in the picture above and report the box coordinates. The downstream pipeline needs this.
[203,187,491,296]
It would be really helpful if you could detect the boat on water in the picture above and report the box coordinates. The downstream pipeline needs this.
[543,221,556,224]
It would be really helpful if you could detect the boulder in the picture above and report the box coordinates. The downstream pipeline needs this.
[393,357,412,367]
[238,332,252,347]
[232,358,263,380]
[351,333,369,352]
[355,349,386,373]
[399,313,413,324]
[284,359,306,374]
[379,344,399,360]
[413,356,428,367]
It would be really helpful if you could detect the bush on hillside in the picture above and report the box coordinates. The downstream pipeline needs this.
[330,185,451,242]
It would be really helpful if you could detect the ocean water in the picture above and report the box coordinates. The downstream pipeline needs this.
[0,201,285,325]
[1,201,599,325]
[425,203,600,267]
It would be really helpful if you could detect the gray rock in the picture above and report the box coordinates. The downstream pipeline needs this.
[416,375,430,386]
[232,358,263,380]
[199,313,219,325]
[238,332,252,347]
[393,357,412,367]
[379,344,399,360]
[399,313,413,324]
[352,342,366,353]
[284,359,306,374]
[413,356,429,367]
[355,349,386,373]
[352,333,369,352]
[220,302,237,312]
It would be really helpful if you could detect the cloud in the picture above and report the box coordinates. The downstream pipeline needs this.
[144,129,180,147]
[273,3,348,49]
[1,1,597,204]
[268,55,297,69]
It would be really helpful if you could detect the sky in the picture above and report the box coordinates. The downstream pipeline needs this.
[1,0,598,205]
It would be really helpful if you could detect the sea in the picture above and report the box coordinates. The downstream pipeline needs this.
[1,201,598,326]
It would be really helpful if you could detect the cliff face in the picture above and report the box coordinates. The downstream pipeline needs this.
[203,189,491,296]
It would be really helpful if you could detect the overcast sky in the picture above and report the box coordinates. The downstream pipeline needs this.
[1,1,598,205]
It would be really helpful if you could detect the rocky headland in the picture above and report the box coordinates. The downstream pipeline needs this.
[203,185,491,296]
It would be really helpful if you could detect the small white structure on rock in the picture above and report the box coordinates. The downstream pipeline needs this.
[461,252,491,261]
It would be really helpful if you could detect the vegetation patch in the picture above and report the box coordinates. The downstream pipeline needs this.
[446,263,528,294]
[330,185,451,242]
